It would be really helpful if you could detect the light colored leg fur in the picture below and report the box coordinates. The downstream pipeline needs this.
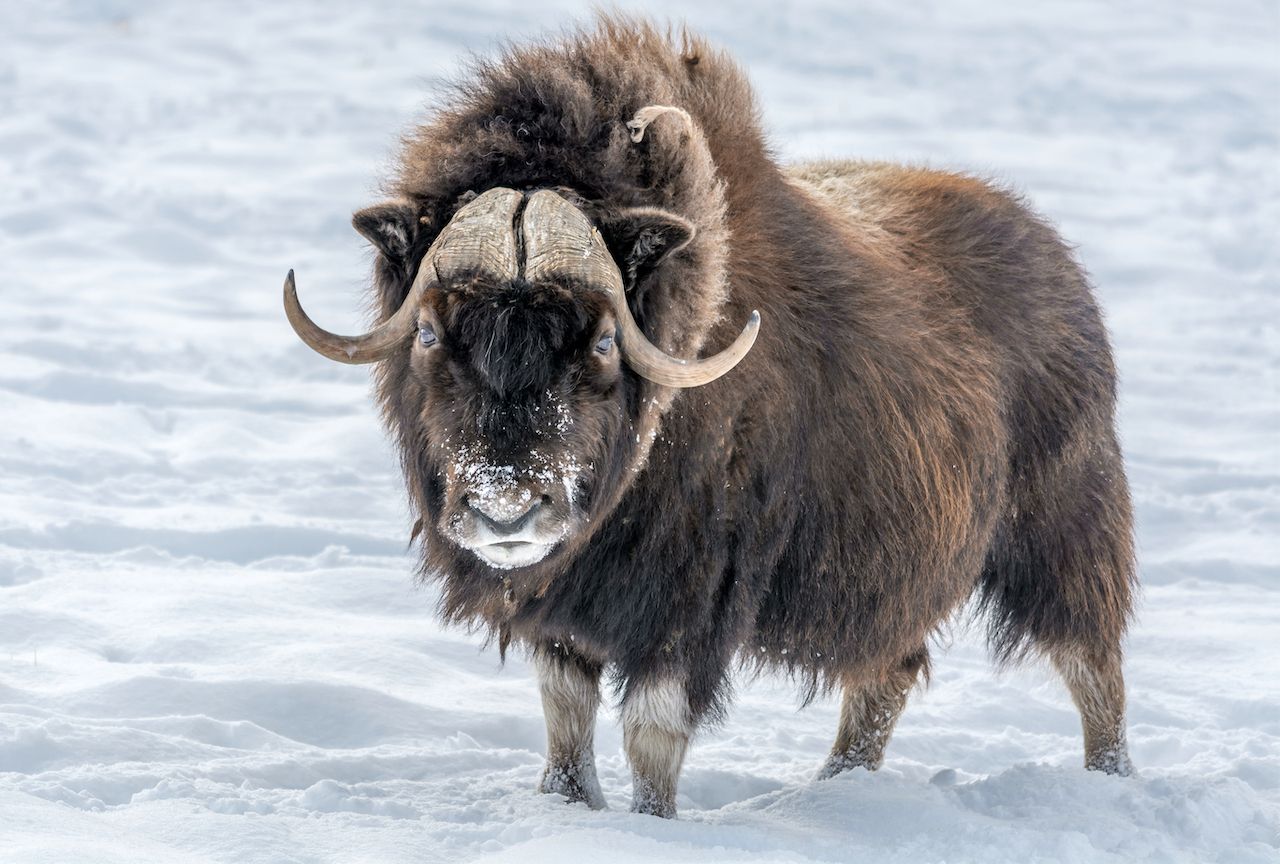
[535,652,607,809]
[1050,645,1133,776]
[818,661,921,779]
[621,676,692,818]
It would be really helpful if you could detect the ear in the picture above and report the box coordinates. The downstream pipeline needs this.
[352,199,421,265]
[597,206,696,287]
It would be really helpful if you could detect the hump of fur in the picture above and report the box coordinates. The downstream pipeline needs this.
[394,15,769,220]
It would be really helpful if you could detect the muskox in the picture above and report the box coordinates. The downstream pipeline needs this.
[283,18,1136,817]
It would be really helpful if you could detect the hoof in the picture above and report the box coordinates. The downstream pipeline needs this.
[1086,748,1134,777]
[630,779,677,818]
[630,799,677,819]
[540,763,607,810]
[816,752,880,780]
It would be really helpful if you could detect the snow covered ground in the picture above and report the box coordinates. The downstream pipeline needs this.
[1,1,1277,861]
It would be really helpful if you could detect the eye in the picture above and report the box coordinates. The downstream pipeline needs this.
[418,324,438,348]
[594,332,615,354]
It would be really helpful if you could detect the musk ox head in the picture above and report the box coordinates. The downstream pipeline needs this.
[284,161,758,573]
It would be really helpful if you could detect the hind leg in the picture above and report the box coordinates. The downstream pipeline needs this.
[987,552,1136,776]
[817,648,927,779]
[1050,644,1133,775]
[982,427,1137,775]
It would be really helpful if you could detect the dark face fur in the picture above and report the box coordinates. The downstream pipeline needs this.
[288,183,747,579]
[408,276,631,570]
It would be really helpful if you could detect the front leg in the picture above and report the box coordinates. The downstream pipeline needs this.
[621,674,694,818]
[534,646,606,809]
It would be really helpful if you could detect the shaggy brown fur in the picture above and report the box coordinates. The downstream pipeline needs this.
[353,17,1136,816]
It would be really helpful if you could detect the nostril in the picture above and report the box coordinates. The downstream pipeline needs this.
[470,497,542,536]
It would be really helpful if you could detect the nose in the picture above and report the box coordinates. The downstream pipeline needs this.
[468,496,545,537]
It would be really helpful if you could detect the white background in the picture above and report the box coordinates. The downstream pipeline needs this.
[1,2,1277,861]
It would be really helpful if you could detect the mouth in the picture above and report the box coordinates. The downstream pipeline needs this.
[470,540,555,570]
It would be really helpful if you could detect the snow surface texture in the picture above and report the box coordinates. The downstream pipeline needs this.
[1,1,1278,862]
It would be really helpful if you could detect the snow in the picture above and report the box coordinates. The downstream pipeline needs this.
[1,1,1277,862]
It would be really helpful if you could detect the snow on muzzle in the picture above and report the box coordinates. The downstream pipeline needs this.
[443,445,583,570]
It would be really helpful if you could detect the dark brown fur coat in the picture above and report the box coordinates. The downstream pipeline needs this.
[369,17,1135,722]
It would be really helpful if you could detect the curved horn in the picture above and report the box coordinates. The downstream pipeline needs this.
[625,104,693,143]
[522,190,759,388]
[284,188,524,364]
